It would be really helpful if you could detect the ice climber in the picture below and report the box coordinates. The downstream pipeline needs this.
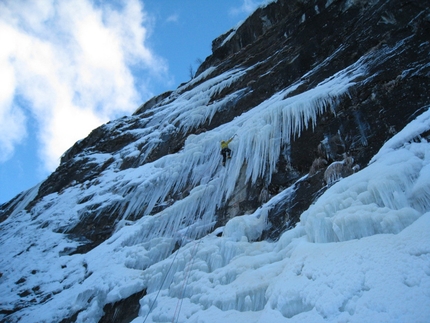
[220,136,235,166]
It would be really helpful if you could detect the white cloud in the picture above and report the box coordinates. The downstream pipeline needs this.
[229,0,267,16]
[0,104,27,163]
[166,13,179,23]
[0,22,28,162]
[0,0,169,172]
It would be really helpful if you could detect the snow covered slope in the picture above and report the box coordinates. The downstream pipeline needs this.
[1,0,430,322]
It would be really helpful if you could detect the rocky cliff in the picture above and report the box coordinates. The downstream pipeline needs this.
[1,0,430,322]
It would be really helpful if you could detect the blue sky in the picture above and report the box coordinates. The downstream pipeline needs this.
[0,0,269,204]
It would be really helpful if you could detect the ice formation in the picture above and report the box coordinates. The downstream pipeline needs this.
[1,46,430,323]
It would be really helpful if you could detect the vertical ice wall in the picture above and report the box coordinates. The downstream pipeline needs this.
[97,55,366,247]
[4,55,367,250]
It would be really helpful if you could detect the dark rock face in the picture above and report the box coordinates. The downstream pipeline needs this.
[99,289,146,323]
[1,0,430,319]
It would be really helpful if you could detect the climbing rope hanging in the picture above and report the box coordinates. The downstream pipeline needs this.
[142,244,180,323]
[142,226,202,323]
[171,239,202,323]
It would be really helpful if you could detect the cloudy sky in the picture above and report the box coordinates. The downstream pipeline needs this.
[0,0,268,203]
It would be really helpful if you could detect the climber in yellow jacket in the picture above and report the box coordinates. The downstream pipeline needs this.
[220,135,236,166]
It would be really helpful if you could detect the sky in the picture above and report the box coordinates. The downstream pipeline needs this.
[0,0,268,204]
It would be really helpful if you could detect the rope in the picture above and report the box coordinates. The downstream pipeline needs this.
[142,245,179,323]
[142,229,191,323]
[171,239,201,323]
